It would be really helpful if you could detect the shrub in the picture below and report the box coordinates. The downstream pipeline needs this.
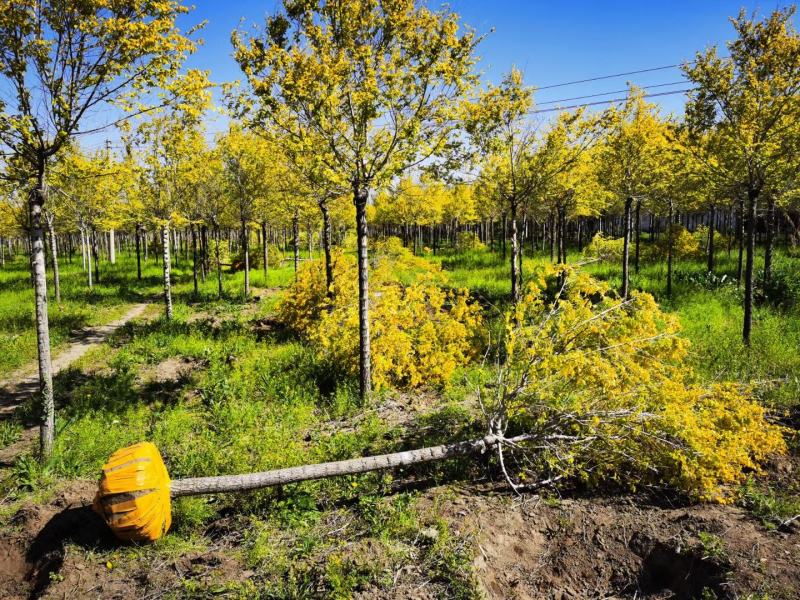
[277,240,483,390]
[653,224,702,261]
[758,259,800,309]
[582,233,624,263]
[692,225,730,256]
[455,231,485,251]
[490,265,786,501]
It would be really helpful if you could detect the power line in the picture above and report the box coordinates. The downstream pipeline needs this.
[537,63,689,91]
[537,80,688,105]
[529,88,696,114]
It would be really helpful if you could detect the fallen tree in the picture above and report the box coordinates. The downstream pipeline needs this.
[94,265,786,542]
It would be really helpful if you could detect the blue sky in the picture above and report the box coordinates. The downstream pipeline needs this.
[89,1,795,151]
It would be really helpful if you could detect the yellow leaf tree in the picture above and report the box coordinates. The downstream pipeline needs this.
[233,0,481,401]
[0,0,198,455]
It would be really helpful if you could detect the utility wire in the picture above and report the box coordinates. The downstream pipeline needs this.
[536,63,690,90]
[529,88,696,114]
[537,80,688,105]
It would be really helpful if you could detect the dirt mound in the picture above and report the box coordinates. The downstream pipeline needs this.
[138,357,200,385]
[470,494,800,599]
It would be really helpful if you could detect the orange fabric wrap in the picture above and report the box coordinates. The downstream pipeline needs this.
[93,442,172,542]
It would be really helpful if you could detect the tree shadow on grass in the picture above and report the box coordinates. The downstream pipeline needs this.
[51,364,196,422]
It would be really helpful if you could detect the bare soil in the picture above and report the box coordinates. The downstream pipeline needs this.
[1,477,797,599]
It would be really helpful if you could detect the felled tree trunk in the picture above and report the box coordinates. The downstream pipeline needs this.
[170,433,522,497]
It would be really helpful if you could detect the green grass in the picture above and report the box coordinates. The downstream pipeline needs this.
[0,246,300,378]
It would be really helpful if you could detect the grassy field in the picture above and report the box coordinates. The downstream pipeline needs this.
[0,246,300,378]
[0,240,798,598]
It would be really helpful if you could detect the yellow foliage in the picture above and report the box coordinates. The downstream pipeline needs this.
[501,265,786,501]
[278,239,483,389]
[653,224,702,260]
[456,230,485,251]
[582,233,624,262]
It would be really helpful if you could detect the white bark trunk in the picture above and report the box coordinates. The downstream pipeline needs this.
[30,182,55,457]
[162,224,173,319]
[170,434,517,497]
[87,230,93,289]
[109,228,116,264]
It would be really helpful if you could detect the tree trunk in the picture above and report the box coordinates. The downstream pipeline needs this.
[191,225,199,298]
[135,225,142,280]
[320,201,334,300]
[743,188,757,345]
[215,224,223,300]
[162,223,173,320]
[667,202,674,297]
[510,198,520,303]
[292,210,300,274]
[764,197,775,285]
[87,229,93,289]
[170,433,516,497]
[109,228,116,265]
[707,204,715,274]
[241,221,250,297]
[354,188,372,402]
[736,194,744,286]
[261,222,269,284]
[634,200,641,274]
[91,229,100,284]
[46,217,60,304]
[558,204,566,264]
[81,228,87,271]
[501,213,507,260]
[29,172,55,457]
[622,197,633,299]
[200,225,208,283]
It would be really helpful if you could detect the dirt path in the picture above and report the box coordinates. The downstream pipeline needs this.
[0,303,149,419]
[0,304,150,465]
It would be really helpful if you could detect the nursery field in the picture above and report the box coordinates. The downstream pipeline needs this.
[2,1,800,599]
[1,242,798,600]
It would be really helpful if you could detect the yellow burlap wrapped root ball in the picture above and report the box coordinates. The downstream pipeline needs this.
[93,442,172,542]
